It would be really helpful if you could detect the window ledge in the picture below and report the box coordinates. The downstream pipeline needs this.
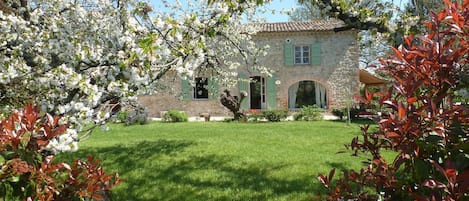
[192,98,209,101]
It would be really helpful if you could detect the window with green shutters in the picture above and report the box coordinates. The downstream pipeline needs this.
[284,43,293,66]
[194,77,209,100]
[284,41,321,66]
[311,42,321,66]
[208,77,219,100]
[295,45,311,65]
[266,74,277,109]
[181,79,191,101]
[181,77,218,101]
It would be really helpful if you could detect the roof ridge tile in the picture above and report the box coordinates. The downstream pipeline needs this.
[256,20,345,33]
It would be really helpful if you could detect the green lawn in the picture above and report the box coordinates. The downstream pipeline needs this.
[59,120,377,201]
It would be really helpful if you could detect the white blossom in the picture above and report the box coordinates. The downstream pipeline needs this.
[45,129,79,153]
[0,0,268,152]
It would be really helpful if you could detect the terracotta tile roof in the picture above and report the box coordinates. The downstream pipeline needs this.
[256,20,346,33]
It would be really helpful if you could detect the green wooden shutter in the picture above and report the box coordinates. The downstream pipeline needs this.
[208,77,219,100]
[181,79,191,101]
[238,72,249,110]
[284,43,293,66]
[311,42,321,66]
[266,74,277,109]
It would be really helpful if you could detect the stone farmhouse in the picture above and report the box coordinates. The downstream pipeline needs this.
[138,20,384,118]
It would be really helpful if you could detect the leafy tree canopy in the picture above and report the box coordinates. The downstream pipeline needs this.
[294,0,447,45]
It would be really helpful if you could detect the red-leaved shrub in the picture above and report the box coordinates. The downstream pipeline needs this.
[319,0,469,200]
[0,103,120,200]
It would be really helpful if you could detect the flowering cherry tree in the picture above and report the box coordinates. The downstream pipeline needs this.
[0,0,269,151]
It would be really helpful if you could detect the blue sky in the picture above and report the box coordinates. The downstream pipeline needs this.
[255,0,297,22]
[149,0,411,23]
[255,0,411,22]
[149,0,297,22]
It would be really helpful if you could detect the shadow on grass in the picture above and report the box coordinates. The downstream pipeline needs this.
[325,161,352,174]
[332,118,377,124]
[58,139,325,201]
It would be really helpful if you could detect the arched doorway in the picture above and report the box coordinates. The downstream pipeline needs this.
[288,81,328,109]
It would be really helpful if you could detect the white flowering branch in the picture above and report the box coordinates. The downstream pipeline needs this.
[0,0,269,152]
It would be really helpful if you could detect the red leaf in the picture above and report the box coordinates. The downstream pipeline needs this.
[328,168,335,182]
[51,125,68,139]
[387,132,401,138]
[444,160,457,183]
[92,193,104,200]
[445,169,457,183]
[424,21,434,30]
[392,47,405,61]
[417,35,434,45]
[37,139,49,147]
[398,103,406,119]
[407,97,417,104]
[437,10,447,21]
[317,174,329,188]
[404,35,413,46]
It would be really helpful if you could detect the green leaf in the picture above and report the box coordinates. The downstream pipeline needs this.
[219,14,230,23]
[8,175,20,183]
[207,28,216,37]
[1,151,16,160]
[414,158,431,181]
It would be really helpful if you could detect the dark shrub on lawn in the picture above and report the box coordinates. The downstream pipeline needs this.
[163,110,188,122]
[331,109,345,120]
[294,105,323,121]
[115,103,148,126]
[261,110,289,122]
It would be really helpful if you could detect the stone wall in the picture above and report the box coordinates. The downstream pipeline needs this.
[255,30,359,110]
[137,72,232,117]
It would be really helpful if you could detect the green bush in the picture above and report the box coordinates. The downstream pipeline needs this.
[260,110,289,122]
[162,110,188,122]
[115,104,148,126]
[294,105,323,121]
[117,110,129,122]
[333,108,364,120]
[247,113,263,122]
[126,104,149,125]
[350,107,365,120]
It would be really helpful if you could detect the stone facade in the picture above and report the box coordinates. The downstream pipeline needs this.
[138,20,360,118]
[138,73,232,118]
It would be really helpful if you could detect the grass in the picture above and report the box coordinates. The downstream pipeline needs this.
[59,120,382,201]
